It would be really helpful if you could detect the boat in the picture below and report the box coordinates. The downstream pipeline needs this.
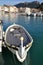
[37,12,43,17]
[30,13,36,17]
[0,20,33,62]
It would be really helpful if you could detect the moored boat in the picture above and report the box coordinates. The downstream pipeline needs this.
[0,20,33,62]
[5,24,33,62]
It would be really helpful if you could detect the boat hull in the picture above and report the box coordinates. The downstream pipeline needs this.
[7,44,32,62]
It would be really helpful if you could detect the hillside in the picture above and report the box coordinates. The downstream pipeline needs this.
[39,3,43,10]
[15,1,40,8]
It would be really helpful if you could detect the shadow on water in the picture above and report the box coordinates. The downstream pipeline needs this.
[0,53,4,65]
[2,47,14,65]
[2,47,30,65]
[13,51,30,65]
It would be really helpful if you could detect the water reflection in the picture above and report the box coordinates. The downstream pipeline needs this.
[23,16,30,25]
[2,47,14,65]
[0,12,18,31]
[13,52,30,65]
[9,13,16,22]
[0,53,4,65]
[2,47,30,65]
[27,16,30,21]
[0,11,43,65]
[4,13,10,21]
[4,13,17,22]
[0,12,3,19]
[0,12,17,23]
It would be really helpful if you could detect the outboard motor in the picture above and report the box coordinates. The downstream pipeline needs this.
[18,37,26,58]
[16,36,27,62]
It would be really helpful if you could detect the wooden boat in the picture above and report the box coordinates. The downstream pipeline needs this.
[5,24,33,62]
[0,20,33,62]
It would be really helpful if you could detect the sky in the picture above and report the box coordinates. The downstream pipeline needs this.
[0,0,43,5]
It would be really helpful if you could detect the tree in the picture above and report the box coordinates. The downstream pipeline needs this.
[40,3,43,11]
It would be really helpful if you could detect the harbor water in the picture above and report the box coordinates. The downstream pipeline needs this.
[0,12,43,65]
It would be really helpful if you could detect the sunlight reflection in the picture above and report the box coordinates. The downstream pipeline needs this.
[0,53,4,65]
[9,13,16,22]
[27,16,30,21]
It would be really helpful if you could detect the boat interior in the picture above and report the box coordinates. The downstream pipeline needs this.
[5,26,31,47]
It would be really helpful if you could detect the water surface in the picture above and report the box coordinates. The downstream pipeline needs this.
[0,12,43,65]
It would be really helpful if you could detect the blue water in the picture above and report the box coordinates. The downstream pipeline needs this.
[0,12,43,65]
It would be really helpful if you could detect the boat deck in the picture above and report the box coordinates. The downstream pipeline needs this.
[5,26,31,47]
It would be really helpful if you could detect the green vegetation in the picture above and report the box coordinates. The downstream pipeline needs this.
[39,3,43,11]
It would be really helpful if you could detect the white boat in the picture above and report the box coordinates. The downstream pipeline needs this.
[0,20,33,62]
[30,13,36,17]
[36,12,43,17]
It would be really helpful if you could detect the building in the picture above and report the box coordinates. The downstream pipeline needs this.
[25,7,31,15]
[31,8,40,12]
[3,5,9,13]
[9,6,14,13]
[14,6,18,13]
[0,6,2,11]
[18,7,25,12]
[9,6,18,13]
